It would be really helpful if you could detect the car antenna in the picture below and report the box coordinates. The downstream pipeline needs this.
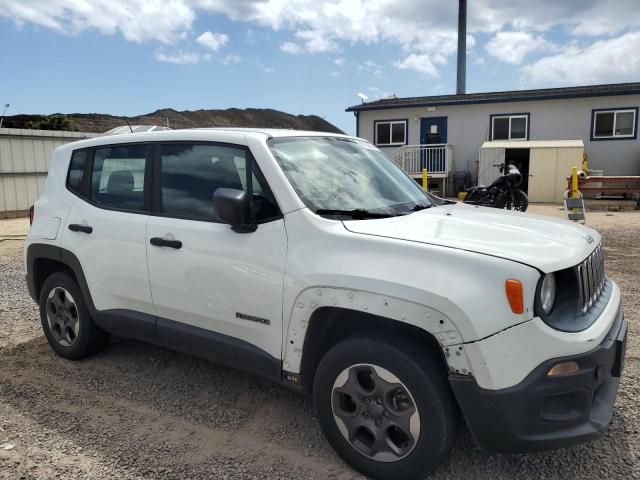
[125,119,133,133]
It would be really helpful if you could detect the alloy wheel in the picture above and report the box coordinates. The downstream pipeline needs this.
[331,363,420,462]
[46,287,80,347]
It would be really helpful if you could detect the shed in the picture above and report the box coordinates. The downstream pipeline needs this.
[478,140,585,203]
[0,128,97,217]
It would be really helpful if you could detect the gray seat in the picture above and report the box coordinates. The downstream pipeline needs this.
[105,170,141,208]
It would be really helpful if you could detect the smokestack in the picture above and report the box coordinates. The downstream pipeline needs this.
[456,0,467,95]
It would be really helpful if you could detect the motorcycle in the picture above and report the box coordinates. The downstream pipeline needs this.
[464,163,529,212]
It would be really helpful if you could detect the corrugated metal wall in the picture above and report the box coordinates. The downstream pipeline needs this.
[0,128,97,217]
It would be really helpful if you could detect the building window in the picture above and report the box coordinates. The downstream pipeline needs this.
[374,120,407,146]
[592,108,637,140]
[491,114,529,141]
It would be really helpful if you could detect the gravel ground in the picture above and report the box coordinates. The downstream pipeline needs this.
[1,210,639,479]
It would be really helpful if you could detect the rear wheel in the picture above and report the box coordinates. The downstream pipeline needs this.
[39,272,109,359]
[313,335,459,480]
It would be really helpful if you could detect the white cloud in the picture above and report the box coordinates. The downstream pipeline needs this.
[3,0,640,79]
[155,51,205,64]
[196,30,228,51]
[394,53,439,77]
[486,31,549,64]
[330,71,340,77]
[358,60,383,77]
[521,32,640,84]
[280,41,303,55]
[0,0,195,43]
[334,57,346,66]
[220,53,242,65]
[294,29,339,53]
[256,62,276,73]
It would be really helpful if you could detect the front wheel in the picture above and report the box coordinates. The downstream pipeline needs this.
[313,335,459,480]
[505,190,528,212]
[463,190,479,204]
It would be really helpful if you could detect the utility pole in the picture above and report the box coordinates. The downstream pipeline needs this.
[0,103,10,129]
[456,0,467,95]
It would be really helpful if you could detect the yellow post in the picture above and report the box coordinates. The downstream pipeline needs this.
[570,166,580,220]
[422,168,428,191]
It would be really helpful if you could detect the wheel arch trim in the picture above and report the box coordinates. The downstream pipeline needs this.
[26,243,97,313]
[282,286,472,378]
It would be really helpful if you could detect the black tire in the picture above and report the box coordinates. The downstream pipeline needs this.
[39,272,109,360]
[313,335,459,480]
[507,190,528,212]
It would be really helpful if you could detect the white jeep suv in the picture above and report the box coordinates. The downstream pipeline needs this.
[25,129,626,480]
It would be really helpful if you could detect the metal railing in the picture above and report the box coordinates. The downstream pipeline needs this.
[390,144,453,177]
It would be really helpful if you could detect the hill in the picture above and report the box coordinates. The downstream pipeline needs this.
[1,108,343,134]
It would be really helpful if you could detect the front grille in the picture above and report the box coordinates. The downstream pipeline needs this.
[577,244,606,314]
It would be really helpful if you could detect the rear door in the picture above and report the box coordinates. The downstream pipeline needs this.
[60,143,155,317]
[145,142,286,362]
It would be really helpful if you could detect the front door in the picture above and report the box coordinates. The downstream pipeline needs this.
[145,142,286,361]
[420,117,448,172]
[420,117,448,145]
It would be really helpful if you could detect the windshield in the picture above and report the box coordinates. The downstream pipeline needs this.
[268,136,431,216]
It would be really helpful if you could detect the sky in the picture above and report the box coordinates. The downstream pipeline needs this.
[1,0,639,135]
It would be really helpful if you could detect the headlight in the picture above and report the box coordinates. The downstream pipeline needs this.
[539,273,556,315]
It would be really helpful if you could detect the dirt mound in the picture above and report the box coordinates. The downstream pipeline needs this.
[2,108,343,134]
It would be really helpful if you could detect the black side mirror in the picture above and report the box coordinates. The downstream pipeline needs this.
[213,188,257,233]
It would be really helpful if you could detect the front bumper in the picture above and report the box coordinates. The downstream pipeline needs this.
[450,305,626,453]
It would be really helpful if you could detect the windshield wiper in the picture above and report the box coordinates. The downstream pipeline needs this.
[315,208,394,219]
[401,204,433,214]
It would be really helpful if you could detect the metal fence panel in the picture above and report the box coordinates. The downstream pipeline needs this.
[0,128,97,215]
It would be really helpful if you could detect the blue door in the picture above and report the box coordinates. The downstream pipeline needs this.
[420,117,448,172]
[420,117,447,144]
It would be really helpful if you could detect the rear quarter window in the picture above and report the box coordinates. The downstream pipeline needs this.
[66,150,88,196]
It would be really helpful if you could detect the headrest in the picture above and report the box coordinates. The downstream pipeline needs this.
[107,170,135,196]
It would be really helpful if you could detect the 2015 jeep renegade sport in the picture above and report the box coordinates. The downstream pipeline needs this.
[25,129,626,480]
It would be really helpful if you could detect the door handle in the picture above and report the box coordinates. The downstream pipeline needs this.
[150,237,182,249]
[68,224,93,234]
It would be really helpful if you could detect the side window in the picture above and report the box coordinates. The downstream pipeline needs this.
[491,114,529,140]
[374,120,407,146]
[67,150,87,196]
[592,108,637,139]
[90,145,147,211]
[159,143,279,223]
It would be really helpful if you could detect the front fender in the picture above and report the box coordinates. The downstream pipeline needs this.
[281,286,472,376]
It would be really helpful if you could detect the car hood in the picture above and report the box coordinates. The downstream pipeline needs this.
[342,203,599,273]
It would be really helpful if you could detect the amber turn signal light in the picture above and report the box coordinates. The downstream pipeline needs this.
[547,361,580,376]
[505,279,524,314]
